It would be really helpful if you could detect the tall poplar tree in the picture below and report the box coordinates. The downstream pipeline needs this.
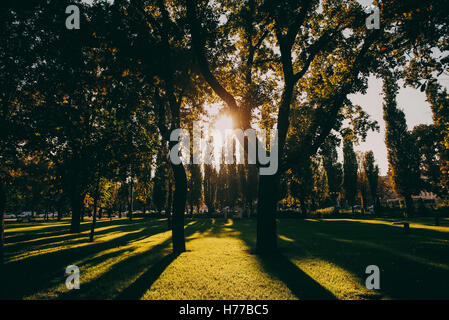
[363,151,380,213]
[383,75,421,216]
[343,134,358,213]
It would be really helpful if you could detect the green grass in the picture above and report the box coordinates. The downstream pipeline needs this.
[1,216,449,300]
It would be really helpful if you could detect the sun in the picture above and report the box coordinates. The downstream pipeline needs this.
[214,115,234,132]
[209,115,235,168]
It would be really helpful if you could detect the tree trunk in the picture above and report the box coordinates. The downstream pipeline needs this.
[256,174,278,254]
[171,163,187,254]
[167,212,172,230]
[128,176,133,221]
[375,197,381,216]
[248,199,252,218]
[0,181,6,266]
[57,207,62,221]
[361,196,366,215]
[89,206,97,242]
[300,198,307,216]
[404,194,414,218]
[90,176,100,242]
[166,177,174,229]
[255,74,294,254]
[69,192,83,233]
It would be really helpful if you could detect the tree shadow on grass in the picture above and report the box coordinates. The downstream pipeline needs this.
[203,219,337,300]
[277,219,449,299]
[114,252,179,300]
[6,223,151,255]
[0,219,171,299]
[56,219,212,300]
[256,253,337,300]
[57,237,174,300]
[5,218,143,246]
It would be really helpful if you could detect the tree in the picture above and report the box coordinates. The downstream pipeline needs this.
[386,0,449,194]
[225,143,241,211]
[343,133,358,213]
[136,166,153,216]
[425,82,449,196]
[311,157,329,210]
[246,164,259,217]
[1,1,42,264]
[411,124,441,195]
[321,135,343,206]
[187,164,202,214]
[289,157,314,216]
[383,75,421,216]
[6,1,156,234]
[89,175,101,242]
[187,0,382,253]
[145,0,206,253]
[153,153,170,215]
[216,150,229,212]
[363,151,380,214]
[357,152,369,214]
[203,163,217,215]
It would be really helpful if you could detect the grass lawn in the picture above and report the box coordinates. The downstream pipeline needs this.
[1,216,449,300]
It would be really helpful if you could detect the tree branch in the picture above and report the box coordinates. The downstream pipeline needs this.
[282,30,381,172]
[186,0,239,111]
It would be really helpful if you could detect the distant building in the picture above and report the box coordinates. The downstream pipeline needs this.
[379,175,440,208]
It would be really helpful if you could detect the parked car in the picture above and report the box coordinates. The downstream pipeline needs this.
[18,211,32,218]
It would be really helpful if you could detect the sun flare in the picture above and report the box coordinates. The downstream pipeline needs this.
[214,115,234,132]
